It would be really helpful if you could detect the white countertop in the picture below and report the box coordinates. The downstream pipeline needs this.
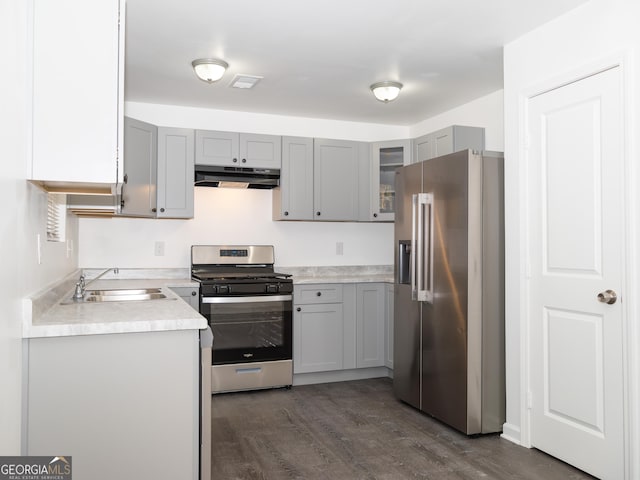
[23,266,394,339]
[278,265,394,284]
[24,271,207,339]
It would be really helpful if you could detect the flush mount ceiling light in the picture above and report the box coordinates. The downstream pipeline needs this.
[191,58,229,83]
[370,81,403,103]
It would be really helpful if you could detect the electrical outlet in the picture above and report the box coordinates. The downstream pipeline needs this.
[36,233,42,264]
[66,239,73,259]
[336,241,344,255]
[154,241,165,256]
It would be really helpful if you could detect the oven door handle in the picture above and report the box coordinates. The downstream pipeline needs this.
[201,294,293,304]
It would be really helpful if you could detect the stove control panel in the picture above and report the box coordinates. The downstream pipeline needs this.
[199,280,293,296]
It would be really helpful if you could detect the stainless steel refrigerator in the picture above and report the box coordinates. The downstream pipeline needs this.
[393,149,505,435]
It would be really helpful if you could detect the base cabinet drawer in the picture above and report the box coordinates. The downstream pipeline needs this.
[294,284,343,304]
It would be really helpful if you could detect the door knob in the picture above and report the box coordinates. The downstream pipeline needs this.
[597,289,617,305]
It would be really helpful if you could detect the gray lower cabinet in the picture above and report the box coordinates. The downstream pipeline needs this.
[195,130,281,169]
[169,286,200,310]
[355,283,386,368]
[293,283,390,375]
[25,330,200,480]
[294,302,345,373]
[122,117,194,219]
[293,284,346,373]
[412,125,485,163]
[385,283,394,369]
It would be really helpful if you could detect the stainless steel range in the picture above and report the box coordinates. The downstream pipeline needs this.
[191,245,293,393]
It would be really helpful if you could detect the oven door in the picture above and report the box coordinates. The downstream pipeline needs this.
[200,294,292,364]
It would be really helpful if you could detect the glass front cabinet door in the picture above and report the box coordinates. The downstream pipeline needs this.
[370,139,410,221]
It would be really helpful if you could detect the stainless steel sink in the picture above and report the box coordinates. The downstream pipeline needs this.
[62,287,172,304]
[85,292,168,302]
[87,288,162,296]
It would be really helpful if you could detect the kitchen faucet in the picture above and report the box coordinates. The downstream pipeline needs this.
[73,268,119,300]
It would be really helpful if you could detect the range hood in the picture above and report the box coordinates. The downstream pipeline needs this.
[194,165,280,189]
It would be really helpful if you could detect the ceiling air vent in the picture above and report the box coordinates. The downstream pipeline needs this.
[229,74,263,89]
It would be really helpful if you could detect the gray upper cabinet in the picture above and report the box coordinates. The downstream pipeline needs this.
[195,130,281,169]
[314,139,365,221]
[412,125,485,163]
[122,117,157,217]
[413,134,432,164]
[194,130,238,166]
[157,127,195,218]
[122,117,194,219]
[273,136,314,220]
[369,139,410,222]
[275,138,368,222]
[242,133,282,169]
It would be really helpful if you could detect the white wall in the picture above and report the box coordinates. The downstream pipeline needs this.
[79,95,505,269]
[79,188,392,268]
[125,102,410,142]
[0,0,79,454]
[503,0,640,475]
[409,89,504,151]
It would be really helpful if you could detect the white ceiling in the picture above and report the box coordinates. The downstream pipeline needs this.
[124,0,588,126]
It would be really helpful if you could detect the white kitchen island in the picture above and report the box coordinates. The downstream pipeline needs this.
[22,270,208,480]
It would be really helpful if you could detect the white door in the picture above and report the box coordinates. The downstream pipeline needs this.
[527,66,625,479]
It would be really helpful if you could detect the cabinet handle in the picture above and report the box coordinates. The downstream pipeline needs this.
[316,211,321,216]
[232,158,238,163]
[123,173,128,184]
[160,207,165,213]
[152,208,157,213]
[191,291,197,296]
[373,213,378,218]
[284,211,289,216]
[242,158,247,163]
[296,307,301,312]
[316,292,322,297]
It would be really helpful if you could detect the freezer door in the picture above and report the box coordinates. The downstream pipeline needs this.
[393,162,422,409]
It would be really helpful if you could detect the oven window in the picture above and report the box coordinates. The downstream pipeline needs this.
[201,298,292,364]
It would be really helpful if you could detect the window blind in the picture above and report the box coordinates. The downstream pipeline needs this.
[47,193,67,242]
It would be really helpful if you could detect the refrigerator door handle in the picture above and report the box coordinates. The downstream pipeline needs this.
[411,194,419,300]
[416,193,434,303]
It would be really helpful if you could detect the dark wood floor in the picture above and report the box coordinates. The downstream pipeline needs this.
[211,378,595,480]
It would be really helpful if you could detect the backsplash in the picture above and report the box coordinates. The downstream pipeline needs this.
[78,188,393,269]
